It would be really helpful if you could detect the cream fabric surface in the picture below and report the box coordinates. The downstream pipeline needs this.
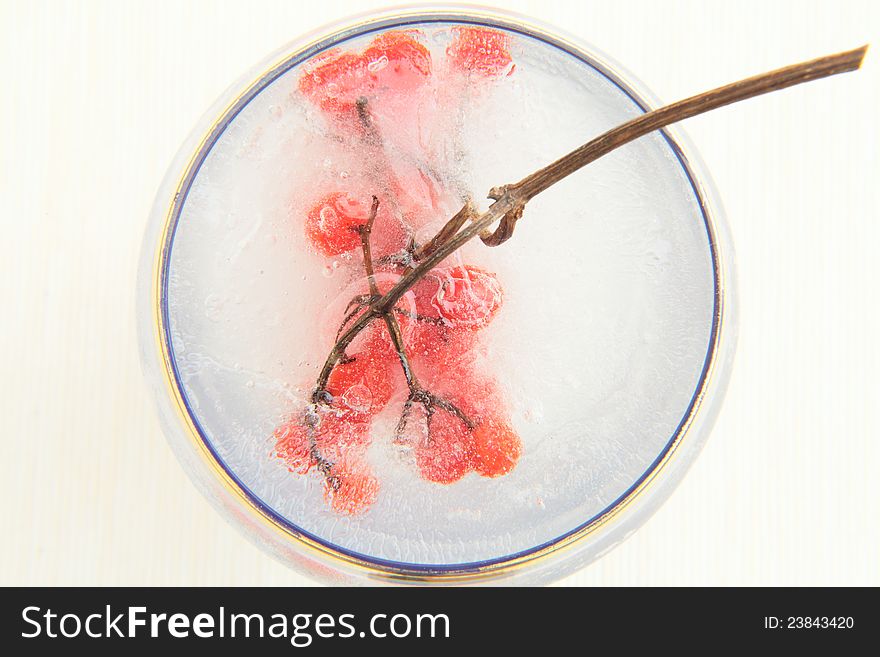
[1,0,878,585]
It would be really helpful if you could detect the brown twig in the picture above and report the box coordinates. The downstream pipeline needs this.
[359,196,382,296]
[512,45,868,204]
[334,294,373,341]
[315,45,868,400]
[355,196,474,448]
[412,199,477,261]
[304,404,333,477]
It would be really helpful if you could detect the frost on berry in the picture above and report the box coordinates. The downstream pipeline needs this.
[389,166,446,231]
[447,26,514,76]
[274,406,372,475]
[273,418,314,475]
[323,461,380,515]
[407,322,478,387]
[430,265,504,329]
[414,407,474,484]
[472,416,522,477]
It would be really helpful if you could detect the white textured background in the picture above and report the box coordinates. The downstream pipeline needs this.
[1,0,877,586]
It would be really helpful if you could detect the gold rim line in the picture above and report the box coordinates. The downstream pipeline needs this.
[149,9,729,583]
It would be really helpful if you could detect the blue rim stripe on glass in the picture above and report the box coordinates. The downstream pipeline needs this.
[159,16,720,575]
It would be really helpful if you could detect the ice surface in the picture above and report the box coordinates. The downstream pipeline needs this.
[166,23,715,565]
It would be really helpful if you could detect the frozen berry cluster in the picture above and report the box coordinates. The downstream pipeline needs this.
[274,27,520,514]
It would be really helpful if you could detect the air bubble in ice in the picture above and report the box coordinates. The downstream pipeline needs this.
[341,384,373,414]
[204,293,223,322]
[367,56,389,73]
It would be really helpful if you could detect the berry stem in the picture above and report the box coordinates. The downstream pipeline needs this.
[304,403,334,478]
[354,97,409,228]
[411,198,477,262]
[358,196,382,298]
[359,197,419,392]
[513,45,868,204]
[315,45,867,413]
[335,294,373,341]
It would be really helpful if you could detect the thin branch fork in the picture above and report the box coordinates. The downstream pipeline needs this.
[357,197,474,432]
[311,194,473,473]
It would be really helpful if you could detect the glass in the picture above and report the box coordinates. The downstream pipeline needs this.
[138,6,737,584]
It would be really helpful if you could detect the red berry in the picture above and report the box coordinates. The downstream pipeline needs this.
[370,208,411,261]
[407,322,478,388]
[273,406,371,473]
[297,49,370,117]
[320,411,373,462]
[401,274,478,386]
[435,369,503,427]
[273,418,314,475]
[304,192,409,258]
[430,265,503,330]
[323,462,380,515]
[410,273,443,317]
[305,193,367,256]
[326,341,399,416]
[447,27,513,76]
[472,416,521,477]
[415,407,474,484]
[298,31,431,122]
[363,31,432,93]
